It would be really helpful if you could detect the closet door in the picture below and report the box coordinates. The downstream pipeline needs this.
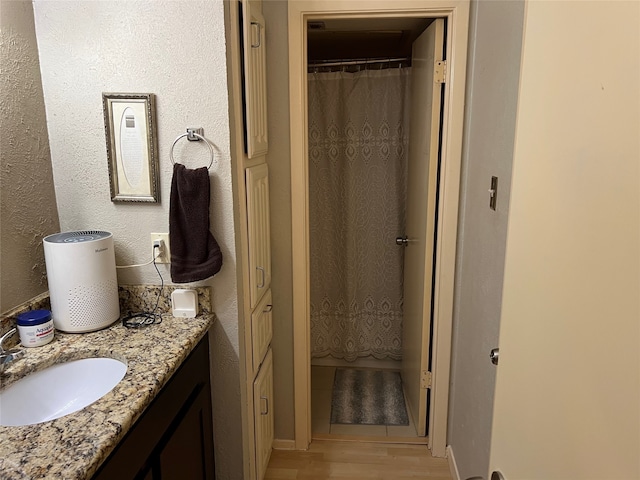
[246,163,271,308]
[253,348,274,480]
[243,0,268,158]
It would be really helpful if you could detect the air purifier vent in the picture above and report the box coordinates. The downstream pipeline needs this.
[67,278,120,328]
[45,230,111,244]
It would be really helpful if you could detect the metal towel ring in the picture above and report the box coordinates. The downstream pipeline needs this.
[169,131,215,170]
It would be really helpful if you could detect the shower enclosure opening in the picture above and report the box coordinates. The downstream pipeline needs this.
[306,16,442,439]
[308,64,411,365]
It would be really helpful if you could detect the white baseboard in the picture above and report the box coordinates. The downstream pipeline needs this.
[447,445,461,480]
[272,439,296,450]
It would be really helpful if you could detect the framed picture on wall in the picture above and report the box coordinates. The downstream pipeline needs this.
[102,93,160,202]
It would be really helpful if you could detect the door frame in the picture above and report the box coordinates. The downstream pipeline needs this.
[288,0,470,457]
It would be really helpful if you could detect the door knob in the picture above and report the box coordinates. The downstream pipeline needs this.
[396,236,409,246]
[490,348,499,365]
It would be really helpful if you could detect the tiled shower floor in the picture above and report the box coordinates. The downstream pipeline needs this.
[311,365,421,439]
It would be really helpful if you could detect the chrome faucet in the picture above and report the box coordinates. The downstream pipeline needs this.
[0,328,25,373]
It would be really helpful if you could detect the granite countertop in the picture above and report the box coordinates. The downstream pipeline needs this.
[0,287,214,480]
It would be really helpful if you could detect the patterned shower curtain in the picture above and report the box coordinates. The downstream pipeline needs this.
[308,68,411,361]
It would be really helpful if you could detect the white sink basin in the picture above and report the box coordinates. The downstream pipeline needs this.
[0,357,127,426]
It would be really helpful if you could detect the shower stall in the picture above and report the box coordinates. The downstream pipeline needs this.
[285,0,470,453]
[308,65,411,365]
[306,16,444,439]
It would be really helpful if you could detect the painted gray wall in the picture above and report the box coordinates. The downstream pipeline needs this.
[31,1,242,477]
[262,0,296,441]
[0,0,60,313]
[447,1,525,478]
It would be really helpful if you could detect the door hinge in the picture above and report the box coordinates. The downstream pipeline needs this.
[420,370,432,389]
[434,60,447,84]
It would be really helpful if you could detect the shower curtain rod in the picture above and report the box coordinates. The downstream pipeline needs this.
[307,57,410,68]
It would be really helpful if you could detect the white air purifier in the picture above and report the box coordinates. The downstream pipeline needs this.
[43,230,120,333]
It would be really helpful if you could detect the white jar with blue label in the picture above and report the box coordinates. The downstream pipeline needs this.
[16,309,55,347]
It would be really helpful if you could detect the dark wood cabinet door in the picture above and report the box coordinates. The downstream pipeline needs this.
[158,385,215,479]
[93,333,214,480]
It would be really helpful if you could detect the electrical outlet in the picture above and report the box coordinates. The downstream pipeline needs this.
[150,233,171,264]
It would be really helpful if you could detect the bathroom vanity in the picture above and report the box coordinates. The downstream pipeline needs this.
[93,333,214,479]
[0,289,215,480]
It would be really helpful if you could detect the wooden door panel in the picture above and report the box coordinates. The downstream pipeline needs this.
[246,164,272,308]
[401,18,444,437]
[253,348,274,480]
[243,1,268,157]
[251,290,273,374]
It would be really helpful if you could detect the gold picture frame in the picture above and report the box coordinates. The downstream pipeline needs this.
[102,93,160,202]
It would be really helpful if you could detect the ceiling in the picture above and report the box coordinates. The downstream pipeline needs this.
[307,17,435,63]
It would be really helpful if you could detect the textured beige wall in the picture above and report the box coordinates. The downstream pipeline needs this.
[0,0,60,314]
[446,0,524,477]
[262,0,295,441]
[32,1,242,477]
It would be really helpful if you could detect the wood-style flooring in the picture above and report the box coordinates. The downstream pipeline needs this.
[264,440,453,480]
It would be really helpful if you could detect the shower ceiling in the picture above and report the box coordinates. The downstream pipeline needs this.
[307,17,434,62]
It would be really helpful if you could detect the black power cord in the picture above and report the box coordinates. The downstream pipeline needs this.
[122,245,164,329]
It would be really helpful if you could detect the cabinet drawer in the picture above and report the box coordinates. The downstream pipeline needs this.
[246,164,271,309]
[253,348,273,480]
[251,290,272,373]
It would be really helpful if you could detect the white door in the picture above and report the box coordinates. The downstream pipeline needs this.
[489,2,639,479]
[401,18,444,437]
